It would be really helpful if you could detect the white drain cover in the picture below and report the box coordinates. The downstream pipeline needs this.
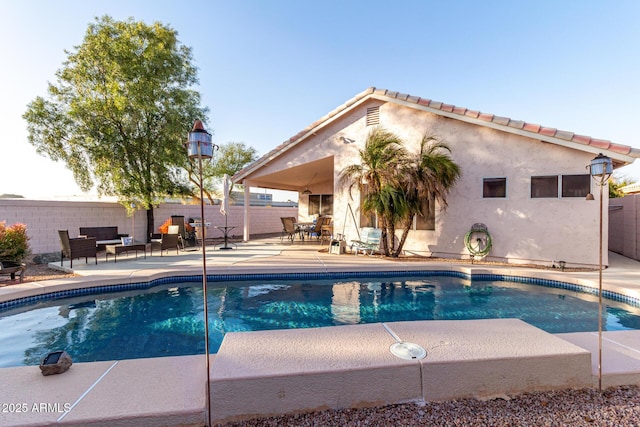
[390,342,427,360]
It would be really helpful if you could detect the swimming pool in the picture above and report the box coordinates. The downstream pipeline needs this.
[1,272,639,367]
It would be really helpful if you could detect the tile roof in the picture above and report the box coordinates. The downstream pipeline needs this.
[234,87,639,182]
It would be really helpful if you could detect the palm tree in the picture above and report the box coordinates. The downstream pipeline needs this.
[339,129,460,257]
[393,135,461,256]
[338,128,408,256]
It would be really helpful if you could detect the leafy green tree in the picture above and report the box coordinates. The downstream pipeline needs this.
[23,15,207,240]
[609,176,631,198]
[186,142,258,204]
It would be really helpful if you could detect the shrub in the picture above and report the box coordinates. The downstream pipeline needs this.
[0,221,31,262]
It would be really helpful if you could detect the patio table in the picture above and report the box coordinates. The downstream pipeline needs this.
[105,243,147,263]
[294,222,314,241]
[214,225,237,250]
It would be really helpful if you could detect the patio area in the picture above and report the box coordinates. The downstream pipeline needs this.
[0,238,639,426]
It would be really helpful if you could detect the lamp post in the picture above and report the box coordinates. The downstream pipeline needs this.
[185,119,218,426]
[587,152,613,392]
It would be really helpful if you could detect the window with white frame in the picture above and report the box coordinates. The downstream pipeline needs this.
[561,174,591,197]
[415,195,435,230]
[483,177,506,198]
[308,195,333,216]
[529,174,590,198]
[531,175,559,198]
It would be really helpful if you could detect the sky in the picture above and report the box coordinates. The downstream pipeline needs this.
[2,0,640,200]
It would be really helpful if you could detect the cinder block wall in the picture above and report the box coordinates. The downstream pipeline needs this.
[609,194,640,261]
[0,199,297,256]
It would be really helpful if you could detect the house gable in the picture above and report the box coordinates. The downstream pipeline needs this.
[234,87,640,183]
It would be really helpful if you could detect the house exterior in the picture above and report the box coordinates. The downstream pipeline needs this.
[233,87,640,267]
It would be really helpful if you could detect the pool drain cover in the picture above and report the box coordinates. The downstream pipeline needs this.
[390,342,426,360]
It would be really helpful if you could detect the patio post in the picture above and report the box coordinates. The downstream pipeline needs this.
[185,119,218,426]
[587,152,612,393]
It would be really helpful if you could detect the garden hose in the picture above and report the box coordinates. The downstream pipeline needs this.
[464,223,492,257]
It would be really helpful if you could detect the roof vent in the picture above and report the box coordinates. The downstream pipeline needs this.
[366,106,380,126]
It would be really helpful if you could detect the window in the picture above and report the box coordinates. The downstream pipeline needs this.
[561,174,590,198]
[359,211,376,228]
[483,178,506,198]
[531,176,559,198]
[415,195,435,230]
[308,195,333,216]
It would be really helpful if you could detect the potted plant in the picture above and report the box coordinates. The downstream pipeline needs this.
[0,221,31,282]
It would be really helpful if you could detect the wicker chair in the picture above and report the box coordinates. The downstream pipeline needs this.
[58,230,97,268]
[150,226,180,256]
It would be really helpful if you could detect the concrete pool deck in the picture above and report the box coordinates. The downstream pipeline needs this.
[0,239,639,426]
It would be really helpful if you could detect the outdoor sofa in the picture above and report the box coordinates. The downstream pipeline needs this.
[79,226,128,251]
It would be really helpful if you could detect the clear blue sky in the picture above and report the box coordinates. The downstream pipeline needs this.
[2,0,639,199]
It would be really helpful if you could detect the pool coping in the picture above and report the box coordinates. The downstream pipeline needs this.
[1,245,639,425]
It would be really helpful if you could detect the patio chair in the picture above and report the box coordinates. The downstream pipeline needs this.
[150,225,180,256]
[351,228,382,256]
[280,217,299,242]
[58,230,98,268]
[171,215,196,250]
[307,216,329,240]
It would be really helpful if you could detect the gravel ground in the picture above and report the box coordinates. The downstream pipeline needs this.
[0,263,77,286]
[218,386,640,426]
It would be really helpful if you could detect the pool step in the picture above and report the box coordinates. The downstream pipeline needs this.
[210,318,593,424]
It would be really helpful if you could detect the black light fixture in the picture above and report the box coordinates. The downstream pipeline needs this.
[185,119,218,426]
[302,172,317,195]
[586,152,613,392]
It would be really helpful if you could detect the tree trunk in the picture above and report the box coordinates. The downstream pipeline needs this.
[393,216,414,257]
[146,207,154,243]
[379,217,391,256]
[388,216,397,255]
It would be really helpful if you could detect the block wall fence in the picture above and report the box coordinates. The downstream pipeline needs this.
[3,197,637,262]
[609,194,640,261]
[0,199,297,256]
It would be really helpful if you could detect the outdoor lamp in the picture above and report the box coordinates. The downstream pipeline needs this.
[586,152,612,393]
[185,119,218,427]
[589,153,613,180]
[186,119,214,159]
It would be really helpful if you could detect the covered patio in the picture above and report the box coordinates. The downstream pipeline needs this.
[235,156,337,242]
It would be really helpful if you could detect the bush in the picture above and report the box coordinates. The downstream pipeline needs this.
[0,221,31,262]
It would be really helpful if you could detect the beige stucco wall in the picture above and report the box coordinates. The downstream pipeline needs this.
[609,195,640,261]
[249,99,607,267]
[0,199,296,256]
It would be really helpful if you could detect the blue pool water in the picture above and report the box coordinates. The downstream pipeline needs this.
[1,274,639,367]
